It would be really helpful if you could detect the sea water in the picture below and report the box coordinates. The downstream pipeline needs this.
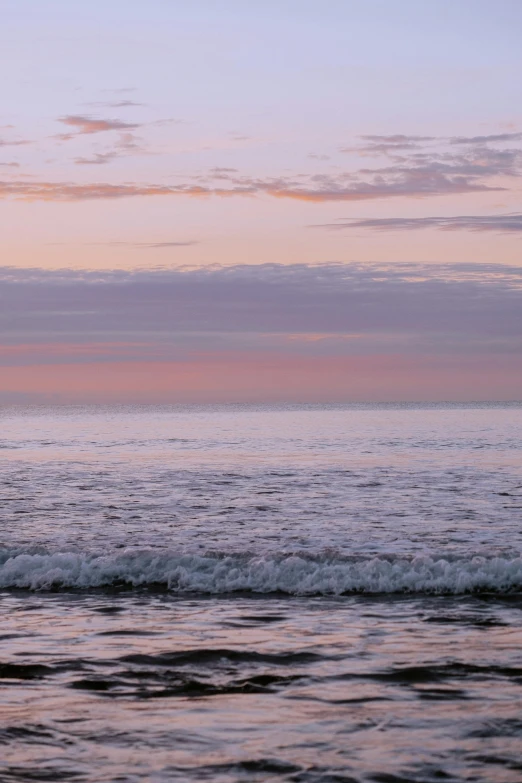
[1,403,521,782]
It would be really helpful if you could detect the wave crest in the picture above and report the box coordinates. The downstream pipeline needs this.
[1,549,521,594]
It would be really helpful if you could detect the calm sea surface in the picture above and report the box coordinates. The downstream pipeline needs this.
[1,403,521,782]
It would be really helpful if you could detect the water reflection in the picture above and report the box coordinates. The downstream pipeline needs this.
[1,592,521,782]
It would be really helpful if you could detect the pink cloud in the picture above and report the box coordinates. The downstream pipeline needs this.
[58,115,140,135]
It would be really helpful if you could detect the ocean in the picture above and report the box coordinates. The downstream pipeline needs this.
[1,403,521,782]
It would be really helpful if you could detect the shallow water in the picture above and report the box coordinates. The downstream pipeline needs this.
[1,404,522,782]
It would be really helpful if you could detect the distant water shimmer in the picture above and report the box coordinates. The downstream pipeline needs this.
[1,404,521,782]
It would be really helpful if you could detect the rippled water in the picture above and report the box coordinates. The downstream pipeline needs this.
[1,403,521,782]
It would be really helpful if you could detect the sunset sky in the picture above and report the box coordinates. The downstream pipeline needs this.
[2,0,521,402]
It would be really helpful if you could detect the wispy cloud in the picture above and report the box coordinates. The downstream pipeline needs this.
[73,132,146,165]
[0,164,506,202]
[0,180,253,200]
[345,131,522,157]
[341,134,437,156]
[86,100,144,109]
[5,129,522,201]
[49,240,199,249]
[74,152,120,166]
[308,153,330,161]
[313,214,522,233]
[450,132,522,145]
[0,138,31,147]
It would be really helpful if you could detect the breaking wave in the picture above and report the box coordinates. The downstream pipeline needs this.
[1,548,522,594]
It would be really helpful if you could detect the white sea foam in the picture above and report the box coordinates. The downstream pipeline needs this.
[1,549,521,594]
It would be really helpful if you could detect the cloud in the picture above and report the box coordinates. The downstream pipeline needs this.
[345,132,522,156]
[4,129,522,202]
[74,132,149,165]
[450,132,522,145]
[1,260,521,408]
[361,134,436,144]
[338,135,522,199]
[0,180,175,200]
[342,134,437,156]
[109,101,143,108]
[55,240,199,249]
[0,180,256,201]
[314,214,522,233]
[261,171,502,201]
[0,138,31,147]
[1,263,520,356]
[0,166,505,202]
[87,100,144,108]
[58,115,141,135]
[74,152,119,165]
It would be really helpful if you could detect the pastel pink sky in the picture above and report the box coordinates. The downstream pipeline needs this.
[3,354,522,404]
[1,1,521,401]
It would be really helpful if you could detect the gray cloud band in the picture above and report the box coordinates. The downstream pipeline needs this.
[1,264,521,359]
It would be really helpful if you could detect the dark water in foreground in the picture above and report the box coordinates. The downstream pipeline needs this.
[1,404,521,782]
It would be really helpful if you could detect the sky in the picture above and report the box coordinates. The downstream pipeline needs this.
[1,0,521,402]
